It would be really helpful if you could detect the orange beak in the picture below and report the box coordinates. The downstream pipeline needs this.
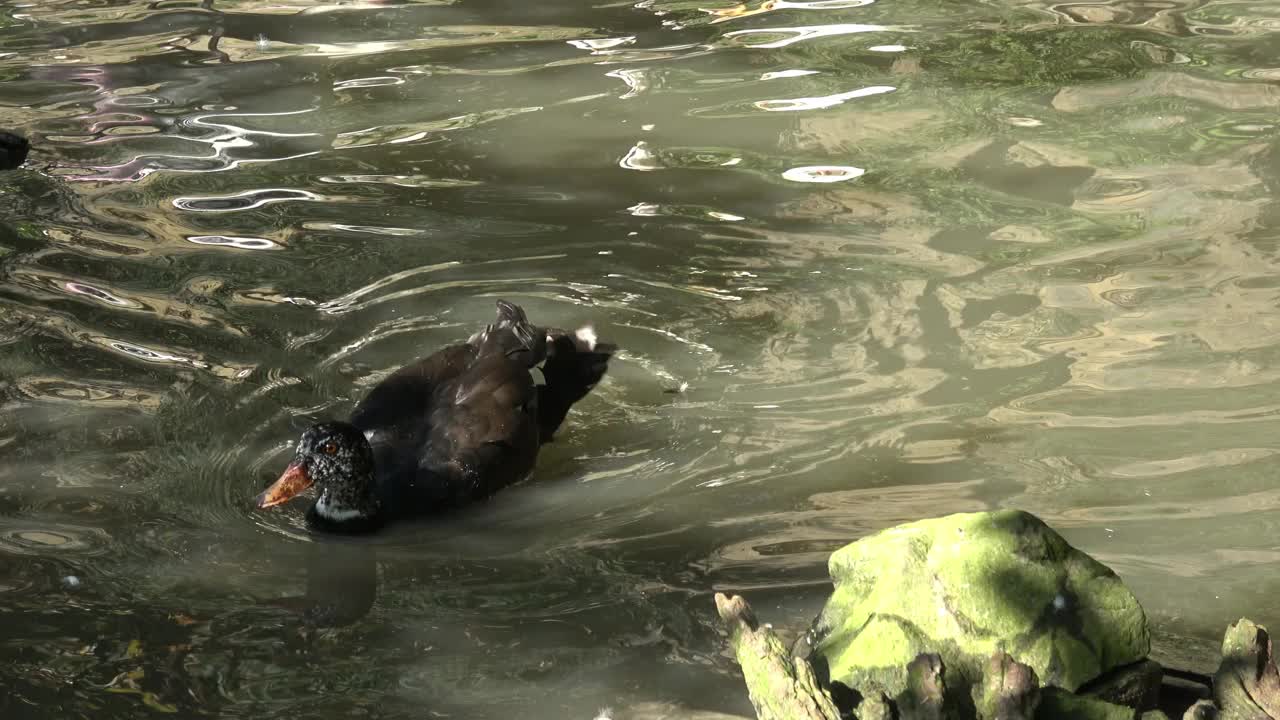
[256,462,313,509]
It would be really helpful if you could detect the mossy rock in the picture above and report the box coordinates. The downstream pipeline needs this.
[806,510,1150,700]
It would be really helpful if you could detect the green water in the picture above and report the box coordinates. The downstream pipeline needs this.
[2,0,1279,717]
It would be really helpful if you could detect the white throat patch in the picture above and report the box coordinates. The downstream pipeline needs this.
[315,492,366,522]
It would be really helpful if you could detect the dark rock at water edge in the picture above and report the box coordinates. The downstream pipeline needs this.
[1183,699,1218,720]
[974,651,1040,720]
[900,653,949,720]
[1081,659,1164,711]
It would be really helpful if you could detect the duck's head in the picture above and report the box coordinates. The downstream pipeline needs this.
[257,421,382,532]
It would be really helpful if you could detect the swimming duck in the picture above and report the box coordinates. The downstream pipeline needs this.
[256,300,614,533]
[0,131,29,170]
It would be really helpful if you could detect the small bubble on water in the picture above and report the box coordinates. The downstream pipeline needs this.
[256,34,270,51]
[1053,594,1066,610]
[62,575,82,589]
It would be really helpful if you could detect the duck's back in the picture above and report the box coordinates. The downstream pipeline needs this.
[349,302,547,513]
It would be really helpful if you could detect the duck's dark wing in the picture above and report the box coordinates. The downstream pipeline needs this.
[350,300,550,510]
[349,342,477,483]
[350,344,475,429]
[417,350,542,506]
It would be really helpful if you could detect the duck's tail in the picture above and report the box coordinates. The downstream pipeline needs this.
[471,299,547,366]
[473,300,614,439]
[539,323,615,441]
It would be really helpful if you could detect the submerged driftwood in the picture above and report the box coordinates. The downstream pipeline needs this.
[1214,618,1280,720]
[714,592,1101,720]
[714,590,1280,720]
[715,593,841,720]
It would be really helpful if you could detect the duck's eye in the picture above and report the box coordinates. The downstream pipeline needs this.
[323,442,338,455]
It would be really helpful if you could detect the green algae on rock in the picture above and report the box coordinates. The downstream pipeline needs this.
[806,510,1150,698]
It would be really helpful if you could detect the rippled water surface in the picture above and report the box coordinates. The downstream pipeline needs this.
[4,0,1280,716]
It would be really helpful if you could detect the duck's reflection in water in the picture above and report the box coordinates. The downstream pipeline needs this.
[268,540,378,628]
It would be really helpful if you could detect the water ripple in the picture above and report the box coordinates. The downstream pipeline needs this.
[186,235,278,250]
[172,188,327,212]
[333,76,406,90]
[754,84,894,111]
[332,105,543,148]
[567,37,637,51]
[708,0,875,23]
[723,23,896,48]
[63,282,144,309]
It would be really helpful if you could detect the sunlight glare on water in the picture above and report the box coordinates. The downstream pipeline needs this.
[2,0,1280,716]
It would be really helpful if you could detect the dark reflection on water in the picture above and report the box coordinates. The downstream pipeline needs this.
[4,0,1280,716]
